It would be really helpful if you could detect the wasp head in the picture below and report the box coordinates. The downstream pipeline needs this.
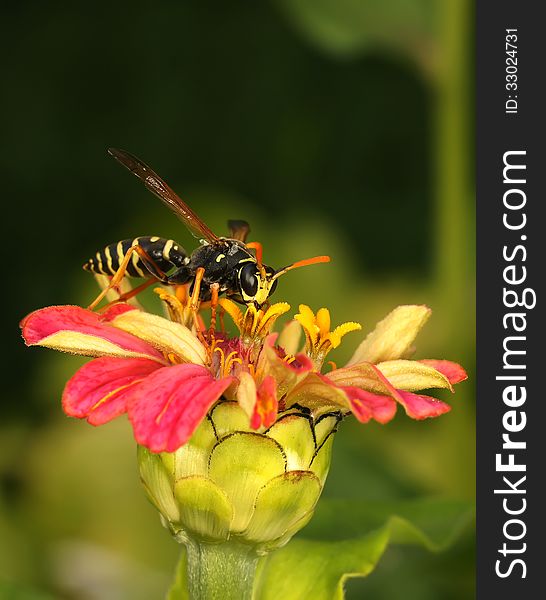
[236,254,331,309]
[237,261,278,308]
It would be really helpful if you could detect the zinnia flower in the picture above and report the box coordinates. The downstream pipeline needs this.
[21,288,466,596]
[21,294,466,455]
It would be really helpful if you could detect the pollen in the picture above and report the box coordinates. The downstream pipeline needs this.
[211,344,242,378]
[219,298,291,349]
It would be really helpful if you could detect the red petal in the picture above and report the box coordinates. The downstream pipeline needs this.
[327,361,405,402]
[100,303,137,321]
[396,390,452,419]
[127,364,234,453]
[419,360,468,385]
[251,375,279,429]
[21,305,163,359]
[263,332,313,374]
[342,386,397,424]
[284,352,314,373]
[62,357,160,425]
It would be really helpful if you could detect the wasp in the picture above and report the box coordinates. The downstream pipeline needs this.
[84,148,329,312]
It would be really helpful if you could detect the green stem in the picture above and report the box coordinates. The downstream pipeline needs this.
[434,0,472,343]
[172,540,260,600]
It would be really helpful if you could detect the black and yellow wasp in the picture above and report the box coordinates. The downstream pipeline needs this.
[84,148,329,310]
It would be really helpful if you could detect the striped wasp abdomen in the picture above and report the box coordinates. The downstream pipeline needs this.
[83,236,189,283]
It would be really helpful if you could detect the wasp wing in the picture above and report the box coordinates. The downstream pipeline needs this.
[227,219,251,242]
[108,148,220,244]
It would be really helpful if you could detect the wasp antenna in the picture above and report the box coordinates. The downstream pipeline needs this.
[271,255,330,281]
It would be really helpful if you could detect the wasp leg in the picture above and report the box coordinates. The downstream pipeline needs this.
[209,283,220,334]
[87,244,167,310]
[97,278,157,313]
[189,267,205,312]
[188,267,207,342]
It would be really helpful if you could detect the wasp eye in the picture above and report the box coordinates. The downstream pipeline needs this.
[239,263,259,297]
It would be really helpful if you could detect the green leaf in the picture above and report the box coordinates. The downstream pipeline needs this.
[255,498,474,599]
[303,497,474,550]
[166,551,190,600]
[256,528,390,600]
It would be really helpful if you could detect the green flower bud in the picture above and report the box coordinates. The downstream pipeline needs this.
[138,402,340,553]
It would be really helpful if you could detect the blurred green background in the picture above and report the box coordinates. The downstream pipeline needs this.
[2,1,474,598]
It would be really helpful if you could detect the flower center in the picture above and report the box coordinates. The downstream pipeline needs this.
[294,304,362,369]
[211,343,243,378]
[218,299,291,351]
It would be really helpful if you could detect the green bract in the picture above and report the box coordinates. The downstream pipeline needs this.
[138,401,340,553]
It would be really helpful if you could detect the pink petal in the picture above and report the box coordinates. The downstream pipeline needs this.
[327,361,404,401]
[396,390,452,419]
[264,332,279,346]
[341,386,397,424]
[100,303,138,321]
[330,361,453,421]
[21,305,163,360]
[251,375,278,429]
[284,372,353,412]
[255,334,313,399]
[262,332,313,373]
[419,360,468,385]
[127,364,234,453]
[63,357,161,425]
[284,352,314,373]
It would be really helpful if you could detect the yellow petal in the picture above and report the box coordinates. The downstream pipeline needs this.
[346,305,431,365]
[256,302,291,337]
[218,298,244,330]
[242,305,260,336]
[236,371,257,420]
[376,359,453,392]
[298,304,316,323]
[315,308,331,337]
[112,310,207,365]
[255,337,306,400]
[154,288,188,325]
[328,321,362,349]
[327,362,396,396]
[294,304,318,346]
[277,320,302,356]
[285,372,351,413]
[33,331,164,362]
